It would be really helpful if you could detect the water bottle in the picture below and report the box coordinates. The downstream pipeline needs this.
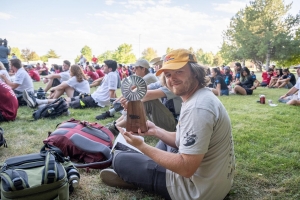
[36,87,46,99]
[67,168,80,188]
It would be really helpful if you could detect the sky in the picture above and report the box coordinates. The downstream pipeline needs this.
[1,0,299,61]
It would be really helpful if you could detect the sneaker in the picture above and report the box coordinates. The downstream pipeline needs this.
[23,90,37,108]
[100,169,137,189]
[105,122,119,136]
[95,111,114,120]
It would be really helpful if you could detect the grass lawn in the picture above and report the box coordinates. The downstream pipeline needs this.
[0,72,299,200]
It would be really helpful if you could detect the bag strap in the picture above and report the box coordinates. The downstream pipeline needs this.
[40,144,67,163]
[69,133,113,169]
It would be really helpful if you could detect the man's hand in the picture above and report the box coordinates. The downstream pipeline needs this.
[120,97,128,110]
[117,126,144,149]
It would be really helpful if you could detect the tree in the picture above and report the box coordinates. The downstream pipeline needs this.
[220,0,300,70]
[27,51,40,61]
[112,43,136,64]
[213,52,224,66]
[75,45,93,63]
[188,47,195,54]
[166,47,174,54]
[97,50,114,63]
[21,48,31,62]
[10,47,22,60]
[46,49,60,59]
[141,47,158,61]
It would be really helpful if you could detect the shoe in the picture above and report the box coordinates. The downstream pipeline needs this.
[105,122,119,136]
[23,90,37,108]
[96,111,114,120]
[100,169,137,189]
[229,91,236,95]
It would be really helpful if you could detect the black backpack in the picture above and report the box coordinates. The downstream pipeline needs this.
[0,127,7,148]
[33,97,69,120]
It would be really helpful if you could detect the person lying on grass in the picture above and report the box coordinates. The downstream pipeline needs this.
[278,65,300,106]
[232,67,260,95]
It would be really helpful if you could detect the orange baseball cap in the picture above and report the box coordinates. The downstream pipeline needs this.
[156,49,197,76]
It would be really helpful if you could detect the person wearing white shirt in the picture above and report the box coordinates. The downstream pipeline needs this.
[43,60,71,93]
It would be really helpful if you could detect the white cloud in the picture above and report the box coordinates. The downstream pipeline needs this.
[0,12,12,20]
[6,2,233,60]
[213,1,247,13]
[105,0,115,5]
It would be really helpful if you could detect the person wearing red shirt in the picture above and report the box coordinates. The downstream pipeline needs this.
[26,65,40,82]
[38,62,49,75]
[260,68,274,87]
[86,65,99,83]
[95,65,105,78]
[92,55,98,64]
[0,81,18,122]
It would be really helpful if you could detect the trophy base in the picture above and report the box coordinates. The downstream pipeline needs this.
[126,101,148,133]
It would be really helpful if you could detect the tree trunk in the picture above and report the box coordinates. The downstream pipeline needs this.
[265,41,271,70]
[254,60,263,71]
[242,59,245,67]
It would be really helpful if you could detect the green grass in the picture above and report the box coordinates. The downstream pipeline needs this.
[1,74,300,200]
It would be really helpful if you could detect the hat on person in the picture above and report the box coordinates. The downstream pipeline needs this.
[149,57,162,66]
[294,65,300,69]
[224,66,230,70]
[131,59,150,69]
[25,65,33,69]
[156,49,197,76]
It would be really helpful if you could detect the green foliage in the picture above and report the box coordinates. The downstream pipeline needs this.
[10,47,22,61]
[21,48,31,62]
[46,49,60,59]
[141,47,158,61]
[40,55,48,62]
[27,51,40,61]
[75,45,93,63]
[195,48,215,66]
[112,43,136,64]
[97,50,114,64]
[166,47,173,53]
[213,52,224,66]
[220,0,300,70]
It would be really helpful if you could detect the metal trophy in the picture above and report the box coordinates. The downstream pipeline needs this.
[121,75,148,133]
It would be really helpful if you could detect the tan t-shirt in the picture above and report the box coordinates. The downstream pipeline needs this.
[166,88,235,200]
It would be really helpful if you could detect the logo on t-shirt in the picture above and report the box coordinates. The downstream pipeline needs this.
[183,131,197,146]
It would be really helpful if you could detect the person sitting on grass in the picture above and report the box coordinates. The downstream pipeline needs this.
[260,68,274,87]
[273,68,296,89]
[48,64,90,99]
[38,62,49,75]
[278,65,300,106]
[210,67,229,96]
[100,49,235,200]
[95,59,158,120]
[86,65,99,84]
[24,60,118,109]
[268,68,283,88]
[0,61,12,82]
[0,59,34,106]
[0,81,18,122]
[233,62,242,82]
[25,65,40,82]
[223,66,233,87]
[43,60,71,93]
[232,67,259,95]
